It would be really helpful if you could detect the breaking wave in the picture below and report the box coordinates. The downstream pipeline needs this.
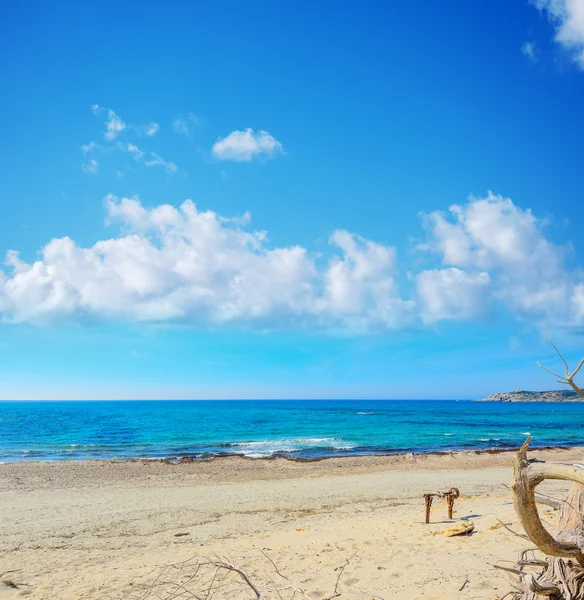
[224,437,356,458]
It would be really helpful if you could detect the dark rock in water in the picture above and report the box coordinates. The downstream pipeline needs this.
[477,389,581,402]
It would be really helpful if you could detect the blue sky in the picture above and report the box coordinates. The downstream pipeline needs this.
[1,0,584,399]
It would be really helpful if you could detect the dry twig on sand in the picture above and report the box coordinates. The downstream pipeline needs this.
[126,548,359,600]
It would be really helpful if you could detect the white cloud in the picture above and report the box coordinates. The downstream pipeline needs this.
[92,105,127,140]
[92,105,160,140]
[82,159,99,174]
[120,142,145,161]
[212,128,283,162]
[145,122,159,137]
[0,196,410,329]
[145,152,178,174]
[417,268,491,323]
[119,143,177,174]
[2,192,582,331]
[522,41,537,60]
[419,192,581,322]
[321,230,415,330]
[81,141,98,153]
[531,0,584,68]
[88,107,174,173]
[133,122,161,137]
[172,113,201,136]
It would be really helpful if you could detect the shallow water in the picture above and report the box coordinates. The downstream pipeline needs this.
[0,399,582,462]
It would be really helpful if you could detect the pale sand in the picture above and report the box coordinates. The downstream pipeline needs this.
[2,447,583,600]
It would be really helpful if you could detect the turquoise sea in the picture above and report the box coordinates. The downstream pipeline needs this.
[0,400,582,463]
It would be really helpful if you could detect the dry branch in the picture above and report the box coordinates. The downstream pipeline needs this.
[537,338,584,398]
[499,438,584,599]
[126,549,359,600]
[512,437,584,566]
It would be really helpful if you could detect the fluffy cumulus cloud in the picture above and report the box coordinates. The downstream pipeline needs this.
[322,230,414,330]
[1,192,582,331]
[212,129,283,162]
[532,0,584,68]
[417,192,581,323]
[417,268,491,323]
[0,196,411,329]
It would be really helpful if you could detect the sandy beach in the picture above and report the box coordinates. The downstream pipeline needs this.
[2,446,583,600]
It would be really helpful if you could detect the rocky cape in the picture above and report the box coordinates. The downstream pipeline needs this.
[477,389,581,402]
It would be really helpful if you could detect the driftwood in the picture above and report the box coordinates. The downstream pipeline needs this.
[512,438,584,567]
[497,439,584,598]
[423,487,460,523]
[441,521,474,537]
[537,338,584,558]
[424,493,435,524]
[498,438,584,600]
[446,487,460,519]
[498,342,584,599]
[125,549,364,600]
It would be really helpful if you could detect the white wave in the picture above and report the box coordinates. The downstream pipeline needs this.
[357,411,374,415]
[520,432,531,436]
[443,433,453,436]
[227,437,356,458]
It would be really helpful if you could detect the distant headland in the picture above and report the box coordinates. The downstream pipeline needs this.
[477,389,581,402]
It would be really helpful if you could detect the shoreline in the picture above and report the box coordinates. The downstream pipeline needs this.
[2,444,583,491]
[1,439,582,465]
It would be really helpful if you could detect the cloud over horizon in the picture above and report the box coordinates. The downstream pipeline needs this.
[417,193,580,323]
[0,195,411,330]
[0,193,582,332]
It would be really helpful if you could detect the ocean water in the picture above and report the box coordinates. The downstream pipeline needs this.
[0,399,583,463]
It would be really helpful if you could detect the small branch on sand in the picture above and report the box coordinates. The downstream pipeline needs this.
[126,548,360,600]
[322,548,359,600]
[459,577,470,591]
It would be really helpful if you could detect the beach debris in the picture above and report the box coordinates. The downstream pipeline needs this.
[486,521,512,531]
[173,532,190,537]
[459,578,470,591]
[130,548,358,600]
[497,434,584,599]
[445,487,460,519]
[441,521,474,537]
[423,487,460,523]
[423,493,436,524]
[2,580,18,589]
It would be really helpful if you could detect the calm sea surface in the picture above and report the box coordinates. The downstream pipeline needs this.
[0,400,582,463]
